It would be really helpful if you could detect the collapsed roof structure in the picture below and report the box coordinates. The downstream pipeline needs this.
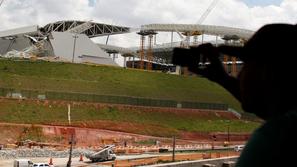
[0,20,131,66]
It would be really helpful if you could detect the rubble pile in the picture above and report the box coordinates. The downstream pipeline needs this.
[0,148,94,159]
[0,38,51,60]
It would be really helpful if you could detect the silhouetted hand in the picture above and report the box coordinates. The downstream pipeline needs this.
[172,43,241,101]
[190,43,241,101]
[190,43,228,84]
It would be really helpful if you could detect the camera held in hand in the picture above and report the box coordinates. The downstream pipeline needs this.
[172,47,208,72]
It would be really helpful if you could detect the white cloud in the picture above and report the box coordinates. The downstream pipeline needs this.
[1,0,296,30]
[0,0,92,30]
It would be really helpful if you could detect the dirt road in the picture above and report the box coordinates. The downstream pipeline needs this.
[0,152,240,167]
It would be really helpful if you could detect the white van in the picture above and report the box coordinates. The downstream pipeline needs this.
[33,163,50,167]
[13,159,33,167]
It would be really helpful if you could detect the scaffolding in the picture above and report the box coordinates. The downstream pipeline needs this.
[231,57,237,77]
[224,55,229,73]
[147,34,154,70]
[139,35,145,69]
[137,30,157,70]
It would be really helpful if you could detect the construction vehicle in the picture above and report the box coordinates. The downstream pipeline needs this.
[86,145,116,162]
[13,159,33,167]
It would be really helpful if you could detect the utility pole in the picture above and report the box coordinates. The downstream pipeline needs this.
[67,134,74,167]
[227,124,230,142]
[66,104,74,167]
[68,104,71,125]
[72,34,79,63]
[172,136,176,162]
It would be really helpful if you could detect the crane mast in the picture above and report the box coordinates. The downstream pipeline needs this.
[197,0,220,24]
[176,0,220,47]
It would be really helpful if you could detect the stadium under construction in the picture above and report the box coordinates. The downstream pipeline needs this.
[0,20,255,76]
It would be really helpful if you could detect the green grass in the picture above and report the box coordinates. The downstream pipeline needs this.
[0,59,242,111]
[0,99,259,136]
[135,139,157,145]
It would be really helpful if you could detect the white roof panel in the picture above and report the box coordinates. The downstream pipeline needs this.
[0,25,39,38]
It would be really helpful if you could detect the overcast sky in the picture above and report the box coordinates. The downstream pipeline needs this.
[1,0,296,37]
[0,0,296,65]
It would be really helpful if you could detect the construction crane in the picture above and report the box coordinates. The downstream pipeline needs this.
[0,0,4,7]
[177,0,220,46]
[197,0,220,24]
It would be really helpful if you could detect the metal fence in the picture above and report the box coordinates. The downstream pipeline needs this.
[0,87,228,111]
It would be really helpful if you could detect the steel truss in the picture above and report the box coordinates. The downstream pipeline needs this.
[42,20,130,38]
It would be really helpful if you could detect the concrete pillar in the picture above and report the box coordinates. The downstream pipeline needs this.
[175,66,181,75]
[112,53,116,61]
[132,56,135,68]
[171,31,174,47]
[123,57,127,68]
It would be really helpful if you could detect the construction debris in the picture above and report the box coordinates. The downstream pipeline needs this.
[1,38,49,59]
[0,148,93,160]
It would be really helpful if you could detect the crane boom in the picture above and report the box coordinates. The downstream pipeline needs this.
[0,0,4,7]
[197,0,220,24]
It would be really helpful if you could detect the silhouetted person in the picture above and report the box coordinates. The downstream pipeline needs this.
[173,24,297,167]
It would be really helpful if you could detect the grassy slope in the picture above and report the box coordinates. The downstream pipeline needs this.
[0,59,242,111]
[0,99,259,137]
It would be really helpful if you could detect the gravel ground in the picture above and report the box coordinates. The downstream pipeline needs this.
[0,157,100,167]
[0,148,94,160]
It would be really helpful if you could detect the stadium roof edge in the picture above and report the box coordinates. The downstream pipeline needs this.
[141,24,255,40]
[0,25,39,38]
